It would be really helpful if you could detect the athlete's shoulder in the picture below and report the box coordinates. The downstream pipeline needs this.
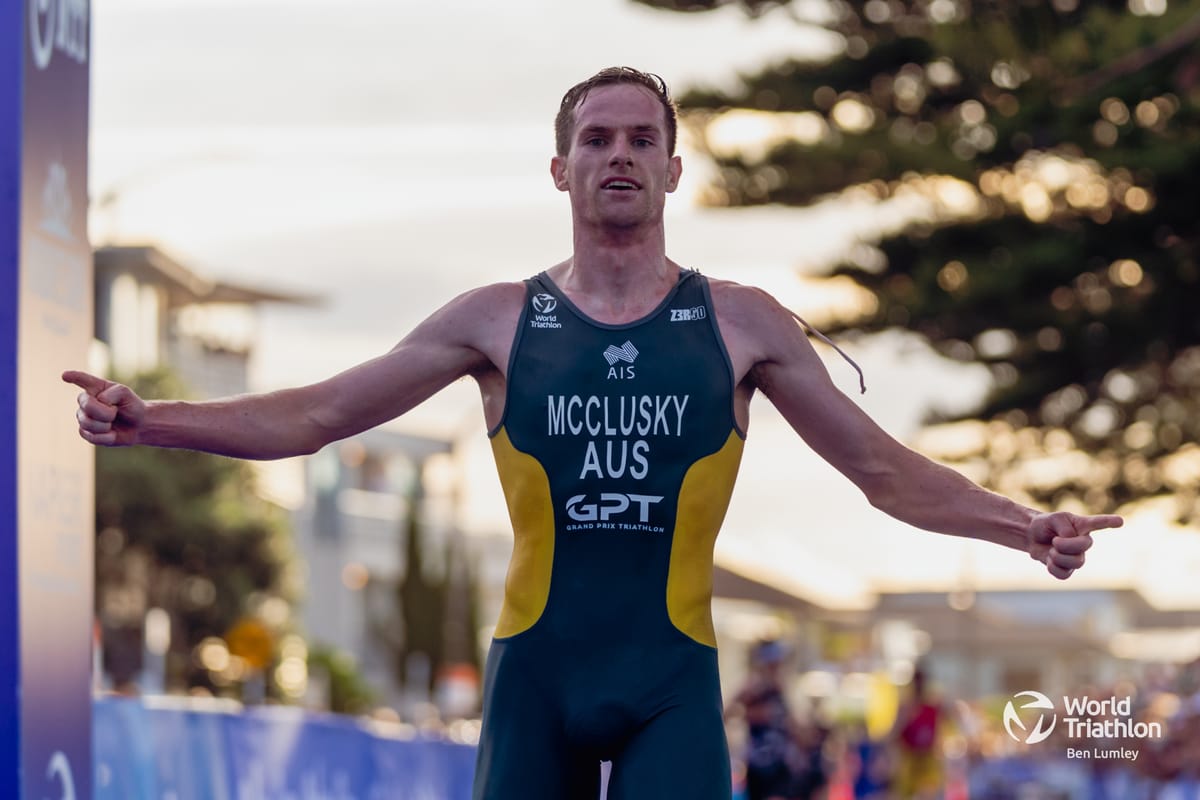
[420,281,529,351]
[704,277,794,329]
[453,280,528,307]
[703,276,817,375]
[442,281,528,322]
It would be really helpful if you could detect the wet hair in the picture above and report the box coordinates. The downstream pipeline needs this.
[555,66,678,157]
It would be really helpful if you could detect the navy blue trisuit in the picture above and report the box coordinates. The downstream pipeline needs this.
[475,269,746,799]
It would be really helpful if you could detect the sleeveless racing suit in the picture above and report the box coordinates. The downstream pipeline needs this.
[474,269,745,800]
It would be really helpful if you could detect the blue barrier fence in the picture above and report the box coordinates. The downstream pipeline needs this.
[93,696,477,800]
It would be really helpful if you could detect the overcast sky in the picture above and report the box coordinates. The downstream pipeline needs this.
[86,0,1200,609]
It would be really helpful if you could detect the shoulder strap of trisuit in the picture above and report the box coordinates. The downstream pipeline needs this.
[789,309,867,394]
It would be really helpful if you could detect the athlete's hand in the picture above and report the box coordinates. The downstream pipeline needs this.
[1027,511,1123,580]
[62,370,146,447]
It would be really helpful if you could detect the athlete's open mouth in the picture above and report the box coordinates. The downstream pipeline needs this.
[602,179,640,191]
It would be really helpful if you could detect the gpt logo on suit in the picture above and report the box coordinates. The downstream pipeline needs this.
[565,492,664,533]
[30,0,89,70]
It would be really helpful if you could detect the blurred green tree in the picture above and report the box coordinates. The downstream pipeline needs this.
[307,644,377,715]
[396,482,446,699]
[634,0,1200,522]
[94,368,299,695]
[389,482,483,716]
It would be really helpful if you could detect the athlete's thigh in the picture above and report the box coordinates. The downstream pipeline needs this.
[474,734,599,800]
[605,700,732,800]
[473,640,602,800]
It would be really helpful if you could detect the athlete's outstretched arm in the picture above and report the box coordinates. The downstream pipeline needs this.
[722,285,1122,580]
[64,284,512,460]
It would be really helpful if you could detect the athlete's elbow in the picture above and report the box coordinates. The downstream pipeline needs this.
[864,485,898,515]
[291,417,341,457]
[855,466,904,515]
[287,390,352,456]
[288,433,326,458]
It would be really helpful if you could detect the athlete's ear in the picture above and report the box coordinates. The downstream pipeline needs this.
[551,156,569,192]
[666,155,682,194]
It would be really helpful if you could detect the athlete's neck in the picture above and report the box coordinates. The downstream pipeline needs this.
[550,223,679,323]
[549,252,679,325]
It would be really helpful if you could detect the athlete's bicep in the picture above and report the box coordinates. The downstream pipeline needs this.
[308,285,515,440]
[745,292,903,496]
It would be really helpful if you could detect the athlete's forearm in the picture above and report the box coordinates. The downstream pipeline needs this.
[866,451,1036,552]
[138,388,332,460]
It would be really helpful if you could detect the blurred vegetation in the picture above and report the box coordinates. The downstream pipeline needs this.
[370,482,483,714]
[397,483,446,696]
[635,0,1200,522]
[95,368,300,697]
[307,644,377,715]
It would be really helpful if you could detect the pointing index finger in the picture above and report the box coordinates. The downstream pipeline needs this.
[61,370,108,395]
[1071,514,1124,535]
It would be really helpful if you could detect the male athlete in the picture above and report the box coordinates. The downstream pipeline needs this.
[66,67,1123,799]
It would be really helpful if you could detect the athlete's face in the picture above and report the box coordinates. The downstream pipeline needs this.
[551,83,682,229]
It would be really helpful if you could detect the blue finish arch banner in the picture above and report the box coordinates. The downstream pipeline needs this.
[93,698,479,800]
[1,0,93,797]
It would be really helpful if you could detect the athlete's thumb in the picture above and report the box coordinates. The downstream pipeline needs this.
[96,382,137,408]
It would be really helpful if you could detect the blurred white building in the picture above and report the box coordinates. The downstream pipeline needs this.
[291,428,461,713]
[92,244,316,394]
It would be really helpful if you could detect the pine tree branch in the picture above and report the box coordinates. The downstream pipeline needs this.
[1059,13,1200,101]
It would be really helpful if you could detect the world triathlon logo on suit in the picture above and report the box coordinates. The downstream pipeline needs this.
[532,293,557,313]
[529,293,561,329]
[604,341,638,380]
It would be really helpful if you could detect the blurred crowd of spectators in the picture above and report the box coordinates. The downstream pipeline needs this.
[724,650,1200,800]
[969,659,1200,800]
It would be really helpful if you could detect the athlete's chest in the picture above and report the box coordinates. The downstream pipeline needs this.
[496,278,739,494]
[476,276,756,435]
[511,277,725,388]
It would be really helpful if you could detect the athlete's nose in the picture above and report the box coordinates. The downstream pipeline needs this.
[609,139,634,167]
